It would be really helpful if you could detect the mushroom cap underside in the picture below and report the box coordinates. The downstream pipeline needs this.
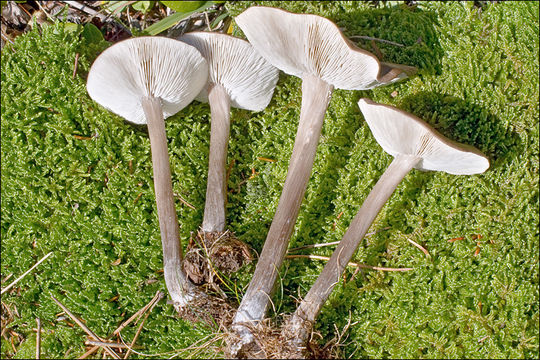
[235,6,411,90]
[179,32,279,111]
[87,36,208,125]
[358,98,490,175]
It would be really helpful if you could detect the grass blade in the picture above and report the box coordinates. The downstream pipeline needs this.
[142,1,214,35]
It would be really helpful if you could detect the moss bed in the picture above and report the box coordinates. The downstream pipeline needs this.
[1,1,538,358]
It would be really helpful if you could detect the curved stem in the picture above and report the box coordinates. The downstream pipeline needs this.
[234,74,334,325]
[286,154,421,350]
[142,96,196,307]
[202,84,231,233]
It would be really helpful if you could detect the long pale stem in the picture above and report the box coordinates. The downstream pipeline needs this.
[285,154,421,352]
[202,84,231,233]
[233,74,334,326]
[142,96,196,307]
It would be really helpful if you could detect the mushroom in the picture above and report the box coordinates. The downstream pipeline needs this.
[231,5,416,346]
[178,32,279,236]
[283,98,490,357]
[86,36,208,308]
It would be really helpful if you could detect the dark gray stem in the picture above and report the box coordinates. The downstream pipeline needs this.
[142,96,197,308]
[202,84,231,233]
[284,154,421,354]
[230,75,334,354]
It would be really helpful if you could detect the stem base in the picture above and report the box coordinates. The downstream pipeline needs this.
[233,75,334,326]
[142,96,197,307]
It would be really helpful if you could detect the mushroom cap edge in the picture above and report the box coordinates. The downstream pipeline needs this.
[179,32,279,112]
[358,98,490,175]
[87,36,208,125]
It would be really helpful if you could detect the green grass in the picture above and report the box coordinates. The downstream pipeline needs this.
[1,1,538,358]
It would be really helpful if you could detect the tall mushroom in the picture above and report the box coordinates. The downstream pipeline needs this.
[231,6,416,350]
[177,32,278,275]
[282,98,490,357]
[86,37,208,309]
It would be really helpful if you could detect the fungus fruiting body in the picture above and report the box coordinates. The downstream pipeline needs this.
[178,32,278,234]
[178,31,278,284]
[282,98,489,357]
[87,36,208,309]
[230,7,416,354]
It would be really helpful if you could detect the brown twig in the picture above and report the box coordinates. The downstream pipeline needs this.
[204,11,212,31]
[36,318,41,359]
[16,2,32,17]
[257,156,276,162]
[113,332,224,359]
[113,291,163,335]
[2,303,13,318]
[406,238,430,257]
[122,314,147,359]
[1,327,9,341]
[1,252,53,295]
[78,292,164,358]
[66,0,133,36]
[1,273,13,284]
[50,295,120,359]
[10,334,16,353]
[288,227,390,253]
[85,340,141,349]
[478,335,490,343]
[72,53,79,79]
[194,230,231,290]
[65,0,108,21]
[174,192,196,210]
[285,254,413,272]
[349,35,405,47]
[12,304,19,318]
[79,346,99,359]
[332,211,344,230]
[370,39,384,60]
[73,134,93,140]
[133,192,143,204]
[35,1,55,22]
[122,293,163,359]
[1,32,15,46]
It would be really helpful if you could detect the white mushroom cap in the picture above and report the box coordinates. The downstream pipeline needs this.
[358,98,490,175]
[178,32,279,111]
[235,6,407,90]
[87,36,208,125]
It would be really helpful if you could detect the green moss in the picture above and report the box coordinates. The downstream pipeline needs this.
[2,1,538,358]
[1,23,218,359]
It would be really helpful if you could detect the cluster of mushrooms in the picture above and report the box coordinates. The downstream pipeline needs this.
[86,6,489,359]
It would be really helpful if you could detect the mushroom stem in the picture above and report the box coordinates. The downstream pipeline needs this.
[142,96,196,307]
[202,84,231,233]
[234,74,334,325]
[284,154,421,353]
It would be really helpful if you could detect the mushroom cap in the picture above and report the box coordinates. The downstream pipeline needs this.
[358,98,489,175]
[235,6,405,90]
[87,36,208,125]
[178,32,279,111]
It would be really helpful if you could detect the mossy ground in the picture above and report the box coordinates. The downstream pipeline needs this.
[1,1,538,359]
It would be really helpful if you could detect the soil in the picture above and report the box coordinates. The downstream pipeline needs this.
[1,1,230,48]
[225,316,337,359]
[177,291,236,330]
[183,230,252,286]
[175,230,253,332]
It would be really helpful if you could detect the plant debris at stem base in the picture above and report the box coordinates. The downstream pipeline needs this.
[224,316,338,359]
[183,230,252,285]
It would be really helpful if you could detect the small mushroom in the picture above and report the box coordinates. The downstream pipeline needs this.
[231,5,416,342]
[178,32,279,235]
[86,37,208,308]
[283,98,489,357]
